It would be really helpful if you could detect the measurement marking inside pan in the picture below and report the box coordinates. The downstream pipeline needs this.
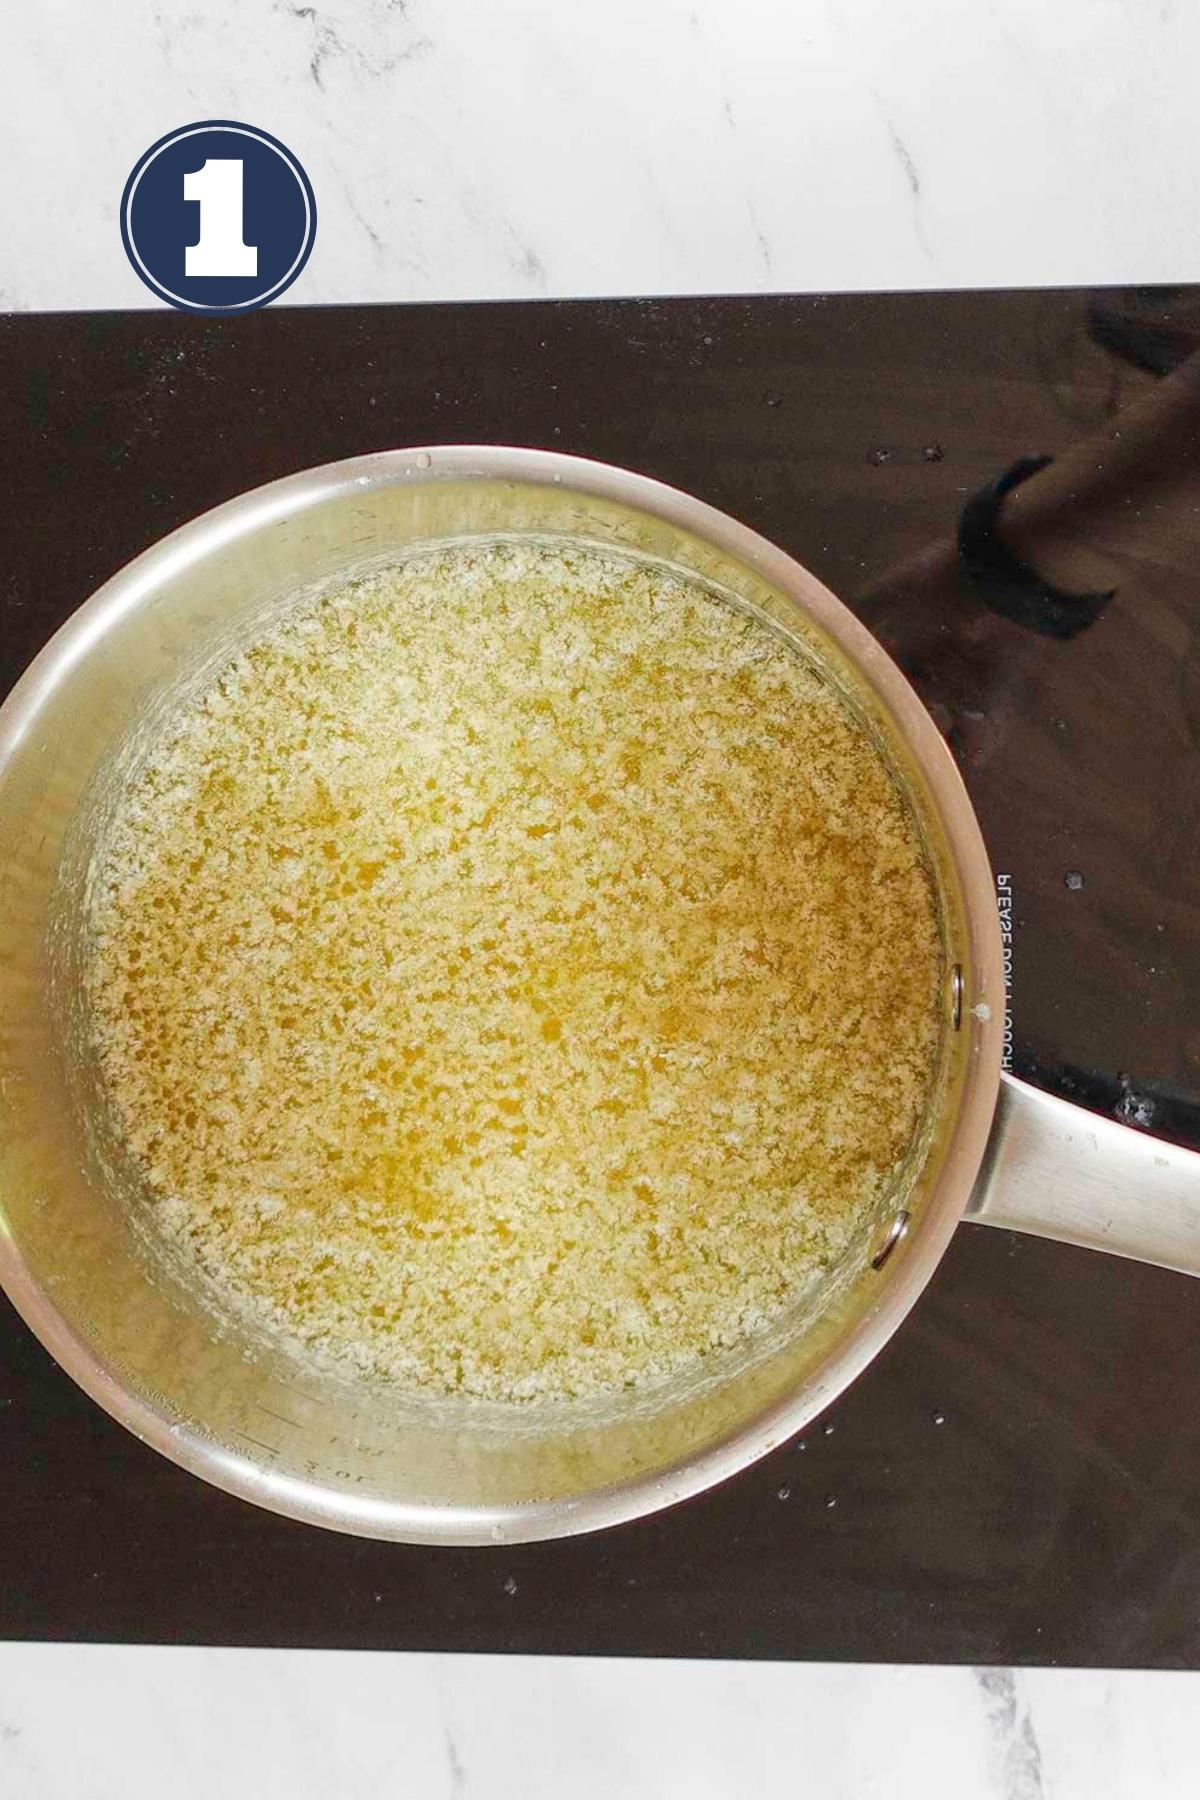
[256,1404,303,1429]
[237,1431,282,1456]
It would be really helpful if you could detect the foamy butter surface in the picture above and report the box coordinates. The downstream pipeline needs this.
[86,541,941,1403]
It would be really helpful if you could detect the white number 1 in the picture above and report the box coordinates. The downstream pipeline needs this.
[184,159,257,278]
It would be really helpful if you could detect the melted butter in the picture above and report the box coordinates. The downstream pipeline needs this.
[86,541,942,1403]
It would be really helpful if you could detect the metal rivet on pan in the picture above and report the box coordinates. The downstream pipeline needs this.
[870,1209,910,1271]
[950,963,963,1031]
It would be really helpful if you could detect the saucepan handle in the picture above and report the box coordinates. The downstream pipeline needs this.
[965,1071,1200,1277]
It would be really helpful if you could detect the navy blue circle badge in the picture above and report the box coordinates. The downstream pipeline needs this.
[121,121,317,315]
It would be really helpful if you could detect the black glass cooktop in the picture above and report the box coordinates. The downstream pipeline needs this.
[2,289,1199,1664]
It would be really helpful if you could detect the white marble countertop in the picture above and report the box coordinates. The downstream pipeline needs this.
[5,5,1200,1792]
[4,0,1200,313]
[2,1645,1197,1798]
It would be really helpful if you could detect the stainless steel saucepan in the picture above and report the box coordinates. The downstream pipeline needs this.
[1,446,1196,1544]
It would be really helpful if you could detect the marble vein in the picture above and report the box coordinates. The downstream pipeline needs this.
[274,0,430,92]
[872,93,930,260]
[975,1667,1046,1800]
[443,1723,468,1798]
